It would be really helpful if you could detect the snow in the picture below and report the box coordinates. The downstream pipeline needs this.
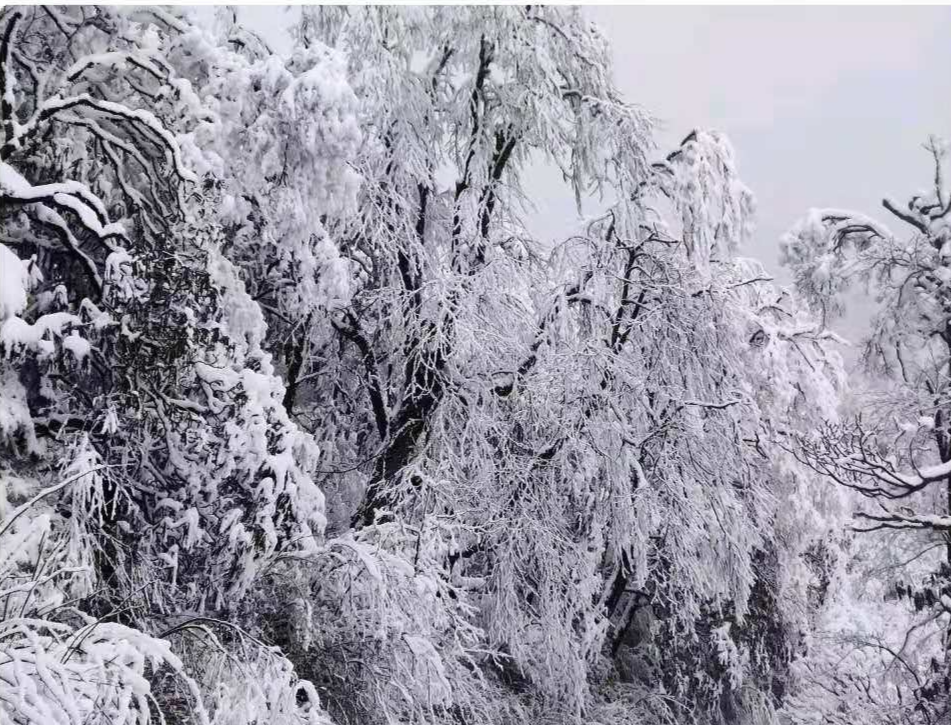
[0,161,31,194]
[34,95,199,183]
[62,330,91,362]
[2,6,948,724]
[0,368,34,442]
[890,457,951,487]
[0,244,31,319]
[105,248,133,277]
[1,312,79,355]
[872,509,951,529]
[52,191,126,239]
[1,162,112,228]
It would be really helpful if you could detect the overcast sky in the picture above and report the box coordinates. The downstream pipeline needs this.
[207,5,951,298]
[564,6,951,283]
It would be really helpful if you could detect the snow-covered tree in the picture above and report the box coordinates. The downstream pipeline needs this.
[1,6,356,723]
[781,137,951,724]
[278,8,847,723]
[2,6,855,725]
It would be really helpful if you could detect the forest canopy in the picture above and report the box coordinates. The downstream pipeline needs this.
[0,5,948,725]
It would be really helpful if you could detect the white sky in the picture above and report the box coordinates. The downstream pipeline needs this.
[571,6,951,283]
[200,5,951,295]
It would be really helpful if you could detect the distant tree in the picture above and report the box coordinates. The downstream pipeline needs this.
[781,136,951,723]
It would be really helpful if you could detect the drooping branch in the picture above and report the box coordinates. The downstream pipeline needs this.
[0,11,21,146]
[281,313,313,416]
[481,129,518,229]
[353,37,513,525]
[353,323,448,527]
[493,270,593,397]
[451,35,494,250]
[4,94,196,191]
[333,311,389,442]
[395,182,426,315]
